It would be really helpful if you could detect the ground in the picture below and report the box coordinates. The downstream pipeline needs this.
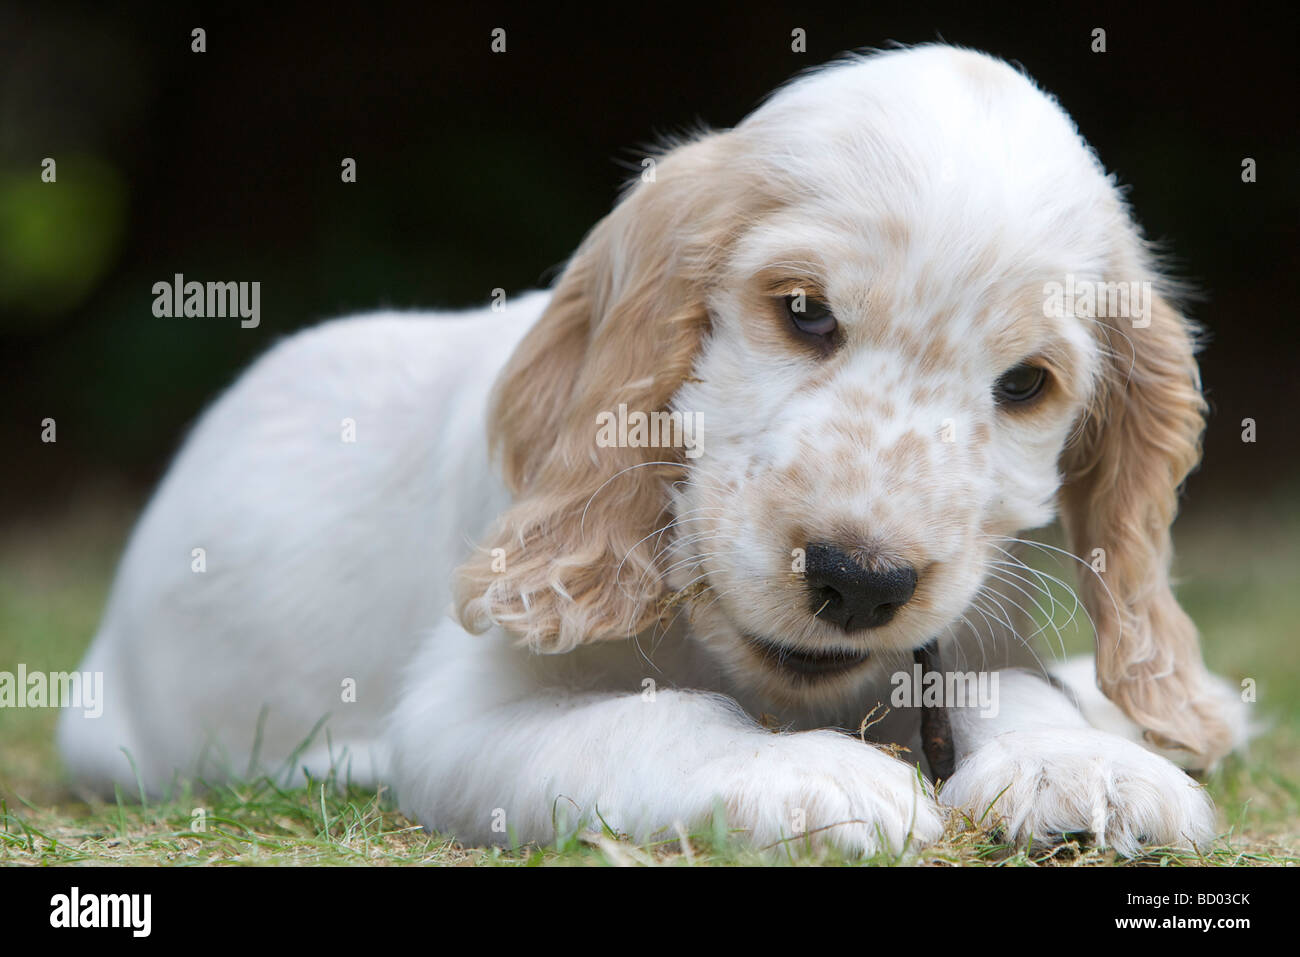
[1,489,1296,866]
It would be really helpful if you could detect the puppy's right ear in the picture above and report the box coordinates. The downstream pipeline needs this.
[456,133,747,653]
[1059,293,1232,767]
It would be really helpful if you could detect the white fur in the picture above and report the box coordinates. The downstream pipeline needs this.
[60,46,1242,857]
[387,621,942,853]
[944,669,1215,854]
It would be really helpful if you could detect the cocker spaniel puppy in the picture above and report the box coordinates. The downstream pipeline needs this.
[60,45,1248,857]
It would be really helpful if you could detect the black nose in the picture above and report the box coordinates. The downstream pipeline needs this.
[804,542,917,632]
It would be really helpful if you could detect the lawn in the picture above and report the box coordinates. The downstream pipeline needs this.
[2,489,1297,866]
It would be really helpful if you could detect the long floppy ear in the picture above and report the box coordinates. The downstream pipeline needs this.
[1059,292,1232,767]
[456,133,745,653]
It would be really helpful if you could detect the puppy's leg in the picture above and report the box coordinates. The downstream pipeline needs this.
[939,669,1215,856]
[386,623,943,856]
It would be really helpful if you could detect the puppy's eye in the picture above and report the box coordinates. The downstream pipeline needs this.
[782,293,838,340]
[994,363,1048,405]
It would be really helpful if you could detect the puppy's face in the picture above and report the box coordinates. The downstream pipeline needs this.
[462,45,1226,763]
[672,223,1100,704]
[666,49,1119,705]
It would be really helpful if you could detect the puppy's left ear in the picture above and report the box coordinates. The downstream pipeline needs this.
[1059,292,1232,767]
[456,133,746,653]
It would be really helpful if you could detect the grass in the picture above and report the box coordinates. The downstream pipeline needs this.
[1,489,1297,866]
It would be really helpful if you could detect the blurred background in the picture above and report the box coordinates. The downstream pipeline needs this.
[0,3,1297,831]
[1,2,1297,508]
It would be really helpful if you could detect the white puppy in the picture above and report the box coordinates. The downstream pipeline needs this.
[60,45,1248,858]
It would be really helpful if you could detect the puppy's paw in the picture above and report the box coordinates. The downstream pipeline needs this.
[940,728,1215,856]
[698,730,944,858]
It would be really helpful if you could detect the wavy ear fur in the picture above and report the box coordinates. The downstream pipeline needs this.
[1060,292,1232,767]
[456,133,751,653]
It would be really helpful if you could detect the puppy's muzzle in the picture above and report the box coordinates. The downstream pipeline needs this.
[804,542,917,632]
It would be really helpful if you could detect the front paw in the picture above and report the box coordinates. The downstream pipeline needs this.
[940,729,1215,856]
[697,730,944,858]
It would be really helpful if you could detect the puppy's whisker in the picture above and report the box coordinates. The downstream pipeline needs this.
[985,567,1071,661]
[980,572,1065,663]
[989,537,1112,642]
[980,564,1070,661]
[637,519,721,575]
[578,459,693,539]
[970,589,1050,676]
[616,512,715,582]
[969,589,1016,637]
[986,544,1067,617]
[986,557,1084,649]
[959,603,999,663]
[613,508,727,603]
[953,613,988,672]
[654,551,728,588]
[637,532,725,592]
[986,545,1089,636]
[650,522,716,550]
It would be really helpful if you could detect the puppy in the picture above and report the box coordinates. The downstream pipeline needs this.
[60,45,1247,857]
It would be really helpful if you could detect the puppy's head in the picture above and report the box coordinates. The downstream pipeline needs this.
[457,46,1232,765]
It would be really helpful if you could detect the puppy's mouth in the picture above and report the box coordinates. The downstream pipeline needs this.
[742,633,871,680]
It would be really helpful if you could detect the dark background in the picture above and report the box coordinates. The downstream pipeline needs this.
[2,1,1296,519]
